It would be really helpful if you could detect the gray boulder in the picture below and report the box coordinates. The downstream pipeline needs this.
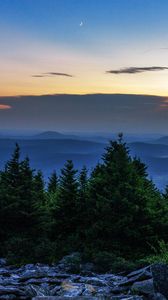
[152,263,168,299]
[0,285,24,296]
[58,281,84,297]
[32,297,107,300]
[151,292,167,300]
[0,258,7,267]
[119,266,152,288]
[57,253,82,274]
[110,297,143,300]
[0,296,17,300]
[131,278,154,295]
[25,284,51,297]
[80,263,95,276]
[32,298,143,300]
[78,276,108,287]
[127,266,152,280]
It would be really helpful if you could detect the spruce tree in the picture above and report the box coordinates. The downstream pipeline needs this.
[78,166,88,200]
[50,160,79,253]
[48,171,58,193]
[16,156,35,232]
[59,160,78,204]
[86,135,163,258]
[33,170,46,206]
[75,166,89,247]
[0,145,41,261]
[0,144,21,237]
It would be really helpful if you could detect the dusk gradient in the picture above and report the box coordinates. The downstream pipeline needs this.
[1,0,168,133]
[1,0,168,96]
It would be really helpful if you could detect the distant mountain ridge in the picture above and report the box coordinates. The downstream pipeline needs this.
[154,136,168,145]
[0,131,109,143]
[0,135,168,189]
[33,131,78,140]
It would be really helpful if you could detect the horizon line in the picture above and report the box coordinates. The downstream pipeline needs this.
[0,92,167,99]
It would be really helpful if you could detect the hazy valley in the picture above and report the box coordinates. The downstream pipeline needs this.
[0,131,168,189]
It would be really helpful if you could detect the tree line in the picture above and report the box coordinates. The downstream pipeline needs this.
[0,134,168,268]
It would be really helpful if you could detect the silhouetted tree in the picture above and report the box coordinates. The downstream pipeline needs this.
[48,170,58,193]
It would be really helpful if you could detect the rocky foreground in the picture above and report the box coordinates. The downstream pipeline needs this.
[0,255,167,300]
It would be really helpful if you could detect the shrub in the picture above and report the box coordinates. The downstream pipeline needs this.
[92,251,136,273]
[144,240,168,264]
[5,236,35,265]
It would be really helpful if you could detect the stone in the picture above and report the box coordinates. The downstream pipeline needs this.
[57,253,82,274]
[35,298,143,300]
[119,272,152,287]
[32,297,105,300]
[111,285,129,294]
[131,278,154,295]
[152,263,168,299]
[0,258,7,267]
[19,269,49,282]
[127,266,152,280]
[150,292,167,300]
[50,286,62,296]
[24,277,62,285]
[0,258,155,300]
[0,268,11,276]
[25,284,51,297]
[110,297,143,300]
[0,296,17,300]
[59,281,84,297]
[80,263,95,276]
[0,286,24,296]
[78,276,108,287]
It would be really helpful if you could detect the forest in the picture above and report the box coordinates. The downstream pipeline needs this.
[0,134,168,271]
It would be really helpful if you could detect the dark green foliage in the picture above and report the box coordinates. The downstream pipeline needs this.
[82,135,166,259]
[78,166,88,198]
[49,160,79,255]
[33,170,45,205]
[132,157,148,177]
[163,185,168,199]
[59,160,78,203]
[0,145,45,261]
[48,171,58,193]
[0,137,168,268]
[57,160,78,234]
[92,251,136,273]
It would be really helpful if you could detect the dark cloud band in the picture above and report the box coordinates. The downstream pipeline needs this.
[32,72,73,78]
[106,66,168,74]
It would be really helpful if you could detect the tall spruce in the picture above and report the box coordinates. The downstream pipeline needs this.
[58,160,78,233]
[0,144,21,238]
[78,166,88,200]
[76,166,89,247]
[50,160,78,253]
[0,145,42,260]
[48,171,58,193]
[33,170,45,206]
[86,135,163,258]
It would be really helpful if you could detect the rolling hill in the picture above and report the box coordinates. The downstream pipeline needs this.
[0,137,168,189]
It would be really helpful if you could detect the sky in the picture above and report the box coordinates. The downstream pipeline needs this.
[1,0,168,133]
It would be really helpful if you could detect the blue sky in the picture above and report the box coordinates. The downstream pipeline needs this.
[1,0,168,50]
[1,0,168,96]
[1,0,168,132]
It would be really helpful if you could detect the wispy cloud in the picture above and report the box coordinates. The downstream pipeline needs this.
[0,104,11,110]
[32,75,44,78]
[106,66,168,74]
[32,72,73,78]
